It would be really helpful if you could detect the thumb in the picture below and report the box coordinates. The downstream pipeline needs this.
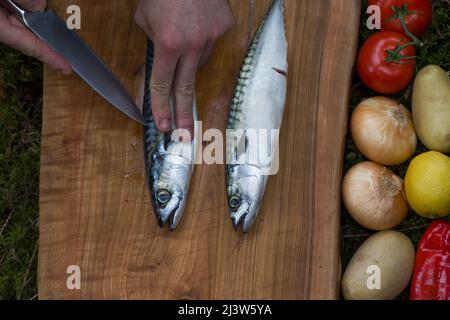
[15,0,46,11]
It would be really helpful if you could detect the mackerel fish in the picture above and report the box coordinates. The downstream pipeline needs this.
[143,40,198,231]
[226,0,288,233]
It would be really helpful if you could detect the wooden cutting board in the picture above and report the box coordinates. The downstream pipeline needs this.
[39,0,361,299]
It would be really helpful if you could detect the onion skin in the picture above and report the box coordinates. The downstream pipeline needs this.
[342,162,409,231]
[351,97,417,166]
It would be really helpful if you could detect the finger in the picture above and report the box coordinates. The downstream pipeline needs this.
[198,40,215,69]
[173,54,200,138]
[15,0,47,11]
[150,44,180,132]
[134,10,155,40]
[0,14,71,73]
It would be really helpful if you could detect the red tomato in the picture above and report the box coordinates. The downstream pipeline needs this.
[357,31,415,94]
[368,0,433,37]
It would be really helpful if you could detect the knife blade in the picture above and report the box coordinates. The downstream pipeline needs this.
[0,0,145,125]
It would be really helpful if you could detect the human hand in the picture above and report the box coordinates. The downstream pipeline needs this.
[135,0,233,136]
[0,0,71,74]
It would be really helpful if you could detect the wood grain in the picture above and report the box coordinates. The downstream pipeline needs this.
[39,0,361,299]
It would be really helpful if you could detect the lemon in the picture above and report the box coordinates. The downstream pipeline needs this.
[404,151,450,218]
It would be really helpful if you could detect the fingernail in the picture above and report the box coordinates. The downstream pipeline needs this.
[159,118,171,131]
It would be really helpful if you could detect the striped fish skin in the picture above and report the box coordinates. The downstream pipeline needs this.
[226,0,288,233]
[143,40,197,231]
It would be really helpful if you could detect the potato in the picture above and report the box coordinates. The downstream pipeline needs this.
[341,231,415,300]
[412,65,450,153]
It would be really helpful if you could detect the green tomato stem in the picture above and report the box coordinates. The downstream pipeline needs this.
[384,4,421,64]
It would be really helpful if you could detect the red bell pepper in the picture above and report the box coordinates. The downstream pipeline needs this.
[410,220,450,300]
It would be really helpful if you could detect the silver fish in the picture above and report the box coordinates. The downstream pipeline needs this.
[143,40,197,230]
[226,0,288,232]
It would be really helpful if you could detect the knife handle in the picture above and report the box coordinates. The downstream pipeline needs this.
[0,0,27,22]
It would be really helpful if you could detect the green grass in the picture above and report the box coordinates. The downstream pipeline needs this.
[0,0,449,301]
[341,0,450,300]
[0,46,42,300]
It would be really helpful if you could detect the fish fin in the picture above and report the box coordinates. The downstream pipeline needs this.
[272,67,287,77]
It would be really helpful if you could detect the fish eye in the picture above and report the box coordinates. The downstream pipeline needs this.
[229,195,242,209]
[156,189,172,205]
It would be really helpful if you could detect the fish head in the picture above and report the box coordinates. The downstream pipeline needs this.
[150,149,192,230]
[227,164,267,232]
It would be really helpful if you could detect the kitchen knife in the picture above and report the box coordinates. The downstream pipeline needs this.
[0,0,146,125]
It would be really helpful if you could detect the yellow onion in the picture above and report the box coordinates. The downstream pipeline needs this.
[342,161,409,231]
[351,97,417,166]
